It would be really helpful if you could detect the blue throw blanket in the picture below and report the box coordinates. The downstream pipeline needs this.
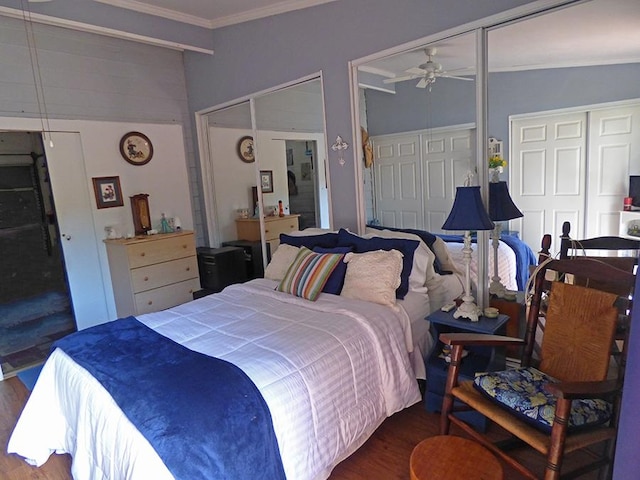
[437,233,537,290]
[53,317,286,480]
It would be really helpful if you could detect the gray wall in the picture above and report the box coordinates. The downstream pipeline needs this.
[0,14,204,242]
[366,63,640,155]
[182,0,537,231]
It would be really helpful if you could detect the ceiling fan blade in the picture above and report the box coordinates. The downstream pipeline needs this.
[383,75,419,84]
[406,67,427,75]
[415,78,429,89]
[439,74,474,81]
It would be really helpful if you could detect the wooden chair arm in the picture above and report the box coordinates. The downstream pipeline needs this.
[439,332,524,348]
[544,379,620,399]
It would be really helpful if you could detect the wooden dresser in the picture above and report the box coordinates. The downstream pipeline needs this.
[235,214,300,252]
[104,230,200,317]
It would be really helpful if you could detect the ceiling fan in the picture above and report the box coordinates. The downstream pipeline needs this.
[383,47,473,90]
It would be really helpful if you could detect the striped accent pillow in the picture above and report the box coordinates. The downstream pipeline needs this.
[276,246,344,301]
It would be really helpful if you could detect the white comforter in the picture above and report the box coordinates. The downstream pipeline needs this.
[445,239,518,292]
[9,279,421,480]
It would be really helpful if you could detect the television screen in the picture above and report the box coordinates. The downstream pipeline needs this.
[630,176,640,207]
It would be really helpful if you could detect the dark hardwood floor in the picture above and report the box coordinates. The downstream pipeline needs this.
[0,376,600,480]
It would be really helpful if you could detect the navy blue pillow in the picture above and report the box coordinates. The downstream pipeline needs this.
[336,229,418,299]
[366,224,448,275]
[313,246,352,295]
[280,232,339,249]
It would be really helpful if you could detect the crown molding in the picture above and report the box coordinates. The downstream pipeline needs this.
[95,0,339,30]
[0,6,213,54]
[94,0,211,28]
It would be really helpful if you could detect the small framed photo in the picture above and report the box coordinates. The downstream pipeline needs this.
[260,170,273,193]
[92,176,124,209]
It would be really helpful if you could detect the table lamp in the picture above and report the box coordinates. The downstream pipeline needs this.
[442,185,494,321]
[488,181,523,298]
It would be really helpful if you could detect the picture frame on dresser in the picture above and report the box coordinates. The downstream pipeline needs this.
[92,176,123,209]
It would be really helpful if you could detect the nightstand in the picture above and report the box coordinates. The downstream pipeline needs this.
[490,291,526,357]
[424,309,510,432]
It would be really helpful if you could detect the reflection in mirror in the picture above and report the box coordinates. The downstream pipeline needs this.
[488,0,640,252]
[254,78,330,238]
[201,77,329,276]
[357,32,477,233]
[205,100,253,247]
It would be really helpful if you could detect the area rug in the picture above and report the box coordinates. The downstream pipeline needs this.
[16,363,43,390]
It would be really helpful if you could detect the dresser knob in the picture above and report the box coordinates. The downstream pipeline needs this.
[186,267,190,271]
[144,276,149,281]
[147,300,152,305]
[182,244,187,249]
[141,252,146,257]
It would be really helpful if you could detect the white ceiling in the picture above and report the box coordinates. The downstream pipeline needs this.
[95,0,340,29]
[357,0,640,79]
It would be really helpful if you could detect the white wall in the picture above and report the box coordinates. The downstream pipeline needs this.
[208,126,329,246]
[0,116,193,322]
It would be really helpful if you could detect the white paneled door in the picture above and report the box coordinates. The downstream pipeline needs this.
[45,132,110,331]
[586,105,640,237]
[423,128,474,233]
[373,134,424,229]
[371,127,474,232]
[511,102,640,252]
[510,112,587,251]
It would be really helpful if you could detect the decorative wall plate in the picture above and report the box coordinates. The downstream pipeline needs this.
[237,136,255,163]
[120,132,153,165]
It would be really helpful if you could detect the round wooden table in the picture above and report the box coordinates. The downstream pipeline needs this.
[410,435,503,480]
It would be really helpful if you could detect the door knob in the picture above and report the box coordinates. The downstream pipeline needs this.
[63,234,72,241]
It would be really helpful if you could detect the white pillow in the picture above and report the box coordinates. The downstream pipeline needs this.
[264,244,300,281]
[340,249,403,306]
[432,237,461,274]
[363,227,435,290]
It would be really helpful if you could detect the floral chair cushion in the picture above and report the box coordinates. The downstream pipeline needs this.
[473,367,612,433]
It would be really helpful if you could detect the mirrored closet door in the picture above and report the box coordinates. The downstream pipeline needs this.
[198,76,329,272]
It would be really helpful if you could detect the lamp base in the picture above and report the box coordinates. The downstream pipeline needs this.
[489,280,508,298]
[453,300,482,322]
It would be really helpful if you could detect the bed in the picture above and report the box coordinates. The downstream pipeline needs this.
[437,232,537,291]
[11,227,472,480]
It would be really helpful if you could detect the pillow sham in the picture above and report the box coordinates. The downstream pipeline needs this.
[366,224,447,274]
[313,246,352,295]
[340,250,403,306]
[264,244,300,281]
[276,246,345,301]
[280,232,339,249]
[431,236,460,274]
[337,228,416,299]
[363,228,436,290]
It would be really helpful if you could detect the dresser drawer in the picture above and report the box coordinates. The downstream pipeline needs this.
[131,256,198,293]
[127,234,196,268]
[134,278,201,315]
[263,216,299,241]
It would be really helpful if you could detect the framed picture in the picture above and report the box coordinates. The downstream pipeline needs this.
[92,176,124,209]
[286,148,294,166]
[260,170,274,193]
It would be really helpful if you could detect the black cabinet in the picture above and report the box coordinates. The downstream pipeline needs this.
[221,240,269,280]
[196,246,247,295]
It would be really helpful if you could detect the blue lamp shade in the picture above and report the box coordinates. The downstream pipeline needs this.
[442,186,495,231]
[489,181,523,222]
